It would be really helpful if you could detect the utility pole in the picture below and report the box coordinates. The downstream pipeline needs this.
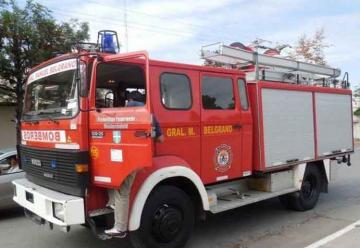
[124,0,128,52]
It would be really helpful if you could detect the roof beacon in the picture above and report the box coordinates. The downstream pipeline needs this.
[97,30,120,54]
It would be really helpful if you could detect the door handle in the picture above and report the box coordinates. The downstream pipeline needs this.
[134,130,152,138]
[233,124,242,129]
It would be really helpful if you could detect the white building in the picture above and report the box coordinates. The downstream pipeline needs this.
[353,115,360,140]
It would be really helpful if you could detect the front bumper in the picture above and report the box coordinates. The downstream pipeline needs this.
[13,178,85,226]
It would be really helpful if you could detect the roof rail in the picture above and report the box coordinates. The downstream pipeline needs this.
[201,42,341,79]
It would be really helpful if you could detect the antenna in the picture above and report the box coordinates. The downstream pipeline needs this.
[124,0,129,52]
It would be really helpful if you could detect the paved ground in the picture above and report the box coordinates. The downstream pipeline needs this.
[189,146,360,248]
[320,227,360,248]
[1,147,360,248]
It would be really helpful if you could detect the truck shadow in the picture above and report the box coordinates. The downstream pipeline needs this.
[0,207,24,221]
[61,226,133,248]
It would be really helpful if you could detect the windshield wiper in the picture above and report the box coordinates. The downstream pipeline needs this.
[37,109,63,115]
[22,113,39,124]
[22,115,40,124]
[36,111,61,124]
[23,109,63,124]
[46,115,60,124]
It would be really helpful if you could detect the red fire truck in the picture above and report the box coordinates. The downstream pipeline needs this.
[13,32,353,248]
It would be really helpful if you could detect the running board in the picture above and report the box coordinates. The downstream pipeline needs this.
[209,187,298,214]
[86,208,115,240]
[88,207,113,217]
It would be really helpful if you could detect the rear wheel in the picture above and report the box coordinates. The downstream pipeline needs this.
[279,165,321,211]
[130,185,194,248]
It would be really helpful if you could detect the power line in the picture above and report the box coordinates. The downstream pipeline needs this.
[51,8,199,38]
[52,10,229,53]
[84,0,219,31]
[18,0,265,45]
[50,6,237,42]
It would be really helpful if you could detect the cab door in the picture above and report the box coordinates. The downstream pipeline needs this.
[88,52,153,188]
[200,73,243,184]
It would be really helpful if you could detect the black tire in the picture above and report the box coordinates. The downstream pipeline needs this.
[130,185,195,248]
[279,165,322,211]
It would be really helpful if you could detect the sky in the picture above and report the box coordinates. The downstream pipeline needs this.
[18,0,360,88]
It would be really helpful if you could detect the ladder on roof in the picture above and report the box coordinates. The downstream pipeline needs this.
[200,42,341,79]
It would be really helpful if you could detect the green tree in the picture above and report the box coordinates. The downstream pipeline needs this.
[0,0,89,142]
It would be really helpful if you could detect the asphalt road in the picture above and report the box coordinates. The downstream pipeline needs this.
[1,147,360,248]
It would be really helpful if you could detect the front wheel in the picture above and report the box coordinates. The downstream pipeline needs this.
[130,185,194,248]
[279,165,322,211]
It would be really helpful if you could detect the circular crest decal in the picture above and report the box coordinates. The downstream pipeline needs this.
[214,144,233,172]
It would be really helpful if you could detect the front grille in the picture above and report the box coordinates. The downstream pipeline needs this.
[20,145,88,196]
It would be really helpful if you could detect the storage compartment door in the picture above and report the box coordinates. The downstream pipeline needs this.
[315,93,353,156]
[262,89,315,167]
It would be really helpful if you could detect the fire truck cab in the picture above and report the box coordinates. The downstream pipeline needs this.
[12,36,353,248]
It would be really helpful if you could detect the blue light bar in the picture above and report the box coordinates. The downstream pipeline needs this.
[97,30,120,54]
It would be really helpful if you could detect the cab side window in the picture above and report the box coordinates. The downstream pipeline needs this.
[237,79,249,110]
[202,76,235,110]
[95,63,146,108]
[160,73,192,110]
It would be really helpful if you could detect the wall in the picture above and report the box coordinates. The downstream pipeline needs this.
[353,116,360,140]
[0,106,16,149]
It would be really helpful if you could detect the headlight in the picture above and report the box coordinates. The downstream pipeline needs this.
[52,202,65,221]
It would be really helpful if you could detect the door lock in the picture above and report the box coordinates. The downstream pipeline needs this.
[134,130,151,137]
[233,124,242,129]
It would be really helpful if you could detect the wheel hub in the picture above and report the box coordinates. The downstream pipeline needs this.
[152,204,183,243]
[302,176,316,200]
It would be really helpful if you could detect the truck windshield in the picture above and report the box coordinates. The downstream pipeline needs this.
[23,63,79,121]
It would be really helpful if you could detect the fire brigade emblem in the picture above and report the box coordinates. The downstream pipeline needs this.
[214,144,232,172]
